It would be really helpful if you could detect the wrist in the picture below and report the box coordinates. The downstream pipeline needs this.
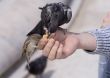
[76,33,84,49]
[76,33,96,51]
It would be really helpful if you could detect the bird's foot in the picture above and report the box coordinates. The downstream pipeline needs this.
[43,34,49,39]
[58,27,67,35]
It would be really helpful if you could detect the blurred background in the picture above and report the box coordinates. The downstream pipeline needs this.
[0,0,110,78]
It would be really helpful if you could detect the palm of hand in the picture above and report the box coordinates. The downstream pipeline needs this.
[52,30,79,58]
[38,30,79,60]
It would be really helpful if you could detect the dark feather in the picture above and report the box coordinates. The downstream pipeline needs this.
[28,2,72,35]
[27,21,45,36]
[26,56,47,75]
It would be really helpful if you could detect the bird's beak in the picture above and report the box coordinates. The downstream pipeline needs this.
[39,7,43,10]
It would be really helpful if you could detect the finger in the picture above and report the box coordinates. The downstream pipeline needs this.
[56,44,63,59]
[48,33,55,39]
[48,41,59,60]
[43,39,55,56]
[38,38,48,49]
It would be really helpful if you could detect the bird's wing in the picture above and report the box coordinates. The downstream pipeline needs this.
[22,37,31,56]
[48,13,59,33]
[27,20,45,36]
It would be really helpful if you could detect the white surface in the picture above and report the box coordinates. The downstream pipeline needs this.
[2,0,110,78]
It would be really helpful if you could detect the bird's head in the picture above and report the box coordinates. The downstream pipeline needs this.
[39,2,72,34]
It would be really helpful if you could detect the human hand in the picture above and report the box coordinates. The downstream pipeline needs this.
[38,30,80,60]
[101,12,110,28]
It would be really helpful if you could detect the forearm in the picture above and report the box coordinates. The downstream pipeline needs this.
[77,33,96,51]
[72,27,110,56]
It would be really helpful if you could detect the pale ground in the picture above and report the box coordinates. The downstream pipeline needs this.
[1,0,110,78]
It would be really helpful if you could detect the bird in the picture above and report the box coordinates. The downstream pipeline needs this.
[22,34,42,69]
[27,2,72,36]
[22,2,72,77]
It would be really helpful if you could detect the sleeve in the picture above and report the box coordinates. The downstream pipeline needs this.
[85,27,110,56]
